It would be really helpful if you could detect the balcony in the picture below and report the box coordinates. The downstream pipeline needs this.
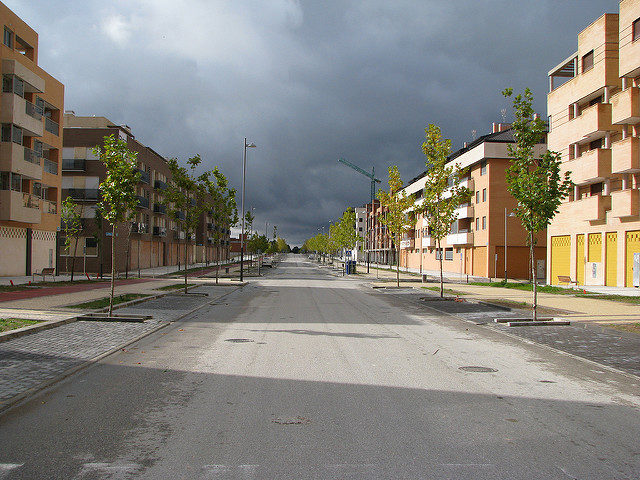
[422,236,435,248]
[136,196,149,209]
[559,194,611,222]
[560,148,611,185]
[0,93,43,136]
[131,222,149,234]
[42,200,57,215]
[1,59,45,93]
[611,189,639,218]
[152,226,167,236]
[43,159,58,175]
[66,188,99,201]
[62,158,86,171]
[446,231,473,245]
[0,143,41,180]
[400,238,415,249]
[137,169,150,184]
[0,190,41,223]
[453,203,474,219]
[611,87,640,125]
[154,179,167,191]
[44,117,59,136]
[25,99,43,120]
[153,203,166,214]
[570,102,614,143]
[611,137,640,173]
[442,178,474,199]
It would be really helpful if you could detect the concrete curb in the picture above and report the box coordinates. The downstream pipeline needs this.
[0,284,244,415]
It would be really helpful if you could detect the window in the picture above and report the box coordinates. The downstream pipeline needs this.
[480,160,487,175]
[358,227,363,232]
[3,27,13,48]
[475,217,479,230]
[85,238,98,256]
[482,216,487,230]
[32,182,42,197]
[0,172,9,190]
[590,182,603,196]
[482,188,487,202]
[445,248,453,261]
[589,138,602,150]
[589,96,602,106]
[435,249,442,260]
[582,50,594,73]
[11,173,21,191]
[633,17,640,42]
[475,191,480,204]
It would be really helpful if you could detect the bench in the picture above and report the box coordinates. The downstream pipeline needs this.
[33,267,55,282]
[557,275,578,285]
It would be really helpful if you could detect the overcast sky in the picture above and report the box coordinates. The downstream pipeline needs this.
[8,0,619,245]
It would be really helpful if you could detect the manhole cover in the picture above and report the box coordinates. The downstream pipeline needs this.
[459,366,498,373]
[225,338,254,343]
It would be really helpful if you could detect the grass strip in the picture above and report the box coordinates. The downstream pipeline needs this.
[0,318,42,332]
[421,286,467,296]
[67,293,150,310]
[468,281,588,295]
[601,322,640,334]
[155,283,195,291]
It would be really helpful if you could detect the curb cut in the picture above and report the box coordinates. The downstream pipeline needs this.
[0,284,243,415]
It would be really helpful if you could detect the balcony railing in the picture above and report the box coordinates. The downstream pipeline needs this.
[43,159,58,175]
[446,230,473,245]
[43,200,57,214]
[152,226,167,236]
[153,203,166,214]
[560,148,611,185]
[400,239,415,249]
[23,147,41,165]
[611,87,640,125]
[67,188,99,201]
[44,117,59,135]
[22,193,39,209]
[136,196,150,209]
[611,189,639,218]
[611,137,640,174]
[25,99,43,120]
[62,159,86,171]
[422,236,435,248]
[137,169,150,184]
[154,179,167,190]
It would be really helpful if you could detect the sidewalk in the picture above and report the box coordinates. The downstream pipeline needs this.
[353,264,640,325]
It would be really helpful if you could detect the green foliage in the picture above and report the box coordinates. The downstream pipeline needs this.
[502,88,573,235]
[164,155,206,240]
[377,165,416,286]
[333,208,359,252]
[94,135,140,226]
[247,233,269,253]
[276,237,290,253]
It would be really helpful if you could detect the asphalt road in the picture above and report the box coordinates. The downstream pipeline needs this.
[0,255,639,479]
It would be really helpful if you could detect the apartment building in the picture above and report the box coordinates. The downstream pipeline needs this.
[399,124,546,280]
[352,206,366,261]
[60,113,230,275]
[366,199,396,265]
[547,1,640,287]
[0,2,63,276]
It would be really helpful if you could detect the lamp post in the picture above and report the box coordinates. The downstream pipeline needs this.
[504,207,516,281]
[240,137,256,282]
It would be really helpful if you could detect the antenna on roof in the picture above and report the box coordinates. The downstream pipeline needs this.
[500,108,507,122]
[471,129,477,140]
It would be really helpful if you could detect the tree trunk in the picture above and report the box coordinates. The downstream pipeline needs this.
[396,241,400,287]
[215,244,220,285]
[438,238,444,298]
[184,235,189,294]
[124,223,133,279]
[70,235,79,282]
[109,223,116,317]
[530,231,537,321]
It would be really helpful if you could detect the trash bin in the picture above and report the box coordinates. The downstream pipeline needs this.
[225,267,229,274]
[347,260,356,274]
[345,261,351,275]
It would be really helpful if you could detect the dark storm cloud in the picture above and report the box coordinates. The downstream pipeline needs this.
[7,0,620,244]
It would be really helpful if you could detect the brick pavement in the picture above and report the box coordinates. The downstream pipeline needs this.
[0,284,240,411]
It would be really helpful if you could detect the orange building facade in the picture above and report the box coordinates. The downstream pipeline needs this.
[0,2,64,276]
[547,1,640,287]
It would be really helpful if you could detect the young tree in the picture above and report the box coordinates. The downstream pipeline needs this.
[502,87,572,320]
[419,124,472,297]
[335,208,359,259]
[95,135,141,316]
[60,196,82,282]
[164,155,207,293]
[376,166,416,287]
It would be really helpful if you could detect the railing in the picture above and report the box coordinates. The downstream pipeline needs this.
[154,179,167,190]
[43,159,58,174]
[138,169,150,184]
[43,200,57,214]
[23,147,41,165]
[136,196,150,209]
[44,117,59,135]
[67,188,99,201]
[25,99,43,120]
[62,159,86,171]
[153,203,166,214]
[152,226,167,236]
[22,193,39,209]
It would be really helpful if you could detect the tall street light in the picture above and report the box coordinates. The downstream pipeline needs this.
[504,207,516,281]
[240,137,256,282]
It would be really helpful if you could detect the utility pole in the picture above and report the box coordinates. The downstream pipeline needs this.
[338,158,381,273]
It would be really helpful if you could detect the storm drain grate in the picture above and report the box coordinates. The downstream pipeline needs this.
[459,366,498,373]
[225,338,254,343]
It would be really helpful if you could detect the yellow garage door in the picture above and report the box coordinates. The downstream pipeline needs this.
[626,231,640,287]
[588,233,602,262]
[551,235,571,285]
[576,234,585,285]
[605,232,617,286]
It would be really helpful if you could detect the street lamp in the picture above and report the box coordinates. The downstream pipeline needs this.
[240,137,256,282]
[504,208,516,281]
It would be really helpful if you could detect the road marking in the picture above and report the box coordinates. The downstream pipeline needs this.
[73,462,142,479]
[201,464,258,479]
[0,464,23,479]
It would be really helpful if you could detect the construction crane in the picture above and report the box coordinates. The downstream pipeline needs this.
[338,158,382,273]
